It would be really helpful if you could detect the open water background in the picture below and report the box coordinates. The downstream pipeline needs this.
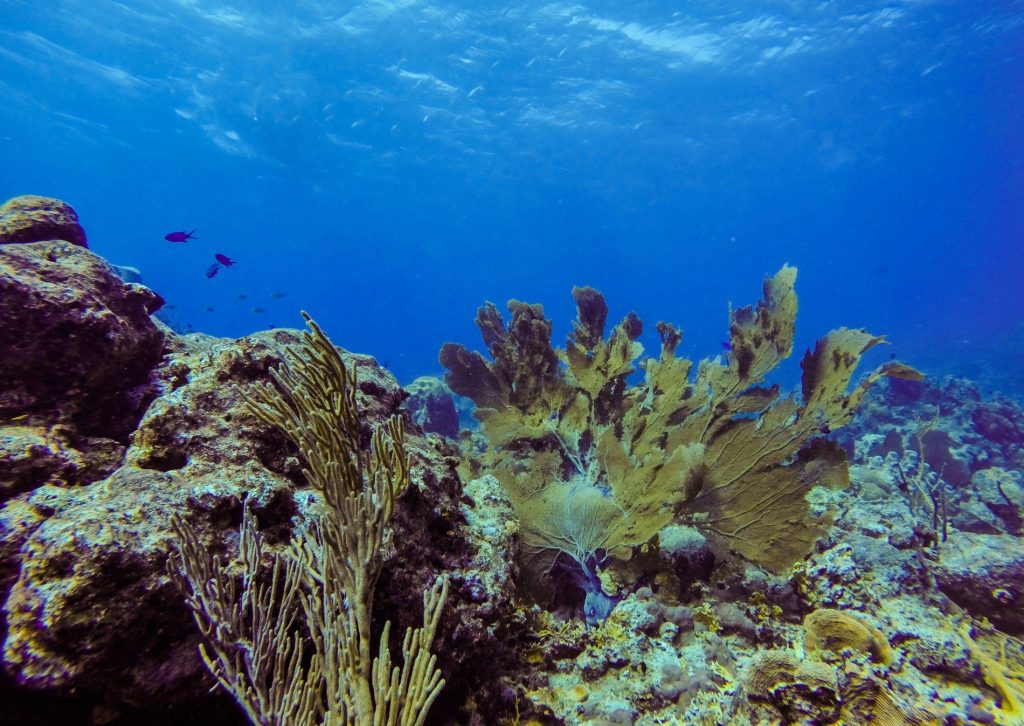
[2,1,1021,392]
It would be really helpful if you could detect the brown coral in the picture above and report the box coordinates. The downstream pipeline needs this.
[743,650,841,723]
[441,267,921,599]
[804,609,893,664]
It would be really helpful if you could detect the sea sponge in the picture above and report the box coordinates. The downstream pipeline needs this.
[804,609,892,664]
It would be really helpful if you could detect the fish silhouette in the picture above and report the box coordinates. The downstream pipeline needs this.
[205,263,220,279]
[214,253,236,266]
[165,229,196,242]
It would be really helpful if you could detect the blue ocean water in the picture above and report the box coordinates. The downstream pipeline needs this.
[2,1,1022,392]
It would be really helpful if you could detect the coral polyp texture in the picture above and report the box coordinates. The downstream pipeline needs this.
[440,267,921,603]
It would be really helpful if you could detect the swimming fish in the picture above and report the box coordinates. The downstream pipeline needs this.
[237,293,248,300]
[214,253,236,267]
[721,341,732,351]
[270,291,287,299]
[251,306,266,314]
[164,229,196,242]
[205,263,220,279]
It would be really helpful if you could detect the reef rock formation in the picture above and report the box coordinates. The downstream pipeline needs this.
[0,240,164,437]
[0,198,519,724]
[0,240,165,503]
[0,195,88,248]
[403,375,461,439]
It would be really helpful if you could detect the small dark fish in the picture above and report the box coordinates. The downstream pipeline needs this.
[270,291,286,299]
[214,253,236,266]
[164,229,196,243]
[721,341,732,351]
[205,263,220,278]
[205,306,215,312]
[237,294,248,300]
[251,306,266,314]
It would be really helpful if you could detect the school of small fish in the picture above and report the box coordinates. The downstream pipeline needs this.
[163,228,284,323]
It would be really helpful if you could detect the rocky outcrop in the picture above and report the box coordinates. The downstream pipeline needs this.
[0,424,124,499]
[0,195,88,248]
[0,198,522,724]
[0,240,164,440]
[934,531,1024,636]
[403,375,460,439]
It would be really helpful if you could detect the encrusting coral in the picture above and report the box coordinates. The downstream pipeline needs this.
[440,266,921,615]
[169,313,448,726]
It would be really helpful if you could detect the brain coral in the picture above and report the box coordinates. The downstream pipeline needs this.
[804,609,892,664]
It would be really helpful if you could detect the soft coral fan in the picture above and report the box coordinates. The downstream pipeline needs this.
[441,267,920,611]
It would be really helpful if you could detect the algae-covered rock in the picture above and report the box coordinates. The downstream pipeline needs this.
[935,532,1024,636]
[741,650,841,724]
[3,466,222,696]
[0,240,164,439]
[0,195,88,248]
[1,323,518,723]
[0,424,124,498]
[972,467,1024,534]
[403,375,460,439]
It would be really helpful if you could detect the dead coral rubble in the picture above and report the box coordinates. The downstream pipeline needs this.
[441,267,921,607]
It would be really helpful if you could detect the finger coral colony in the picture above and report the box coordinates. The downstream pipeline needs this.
[2,198,1024,725]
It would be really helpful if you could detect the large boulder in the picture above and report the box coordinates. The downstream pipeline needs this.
[0,195,88,248]
[0,240,164,439]
[934,531,1024,636]
[403,375,461,439]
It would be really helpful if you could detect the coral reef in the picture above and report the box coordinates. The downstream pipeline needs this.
[838,376,1024,635]
[0,199,522,724]
[803,608,892,663]
[440,269,919,615]
[0,238,164,439]
[1,197,1022,725]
